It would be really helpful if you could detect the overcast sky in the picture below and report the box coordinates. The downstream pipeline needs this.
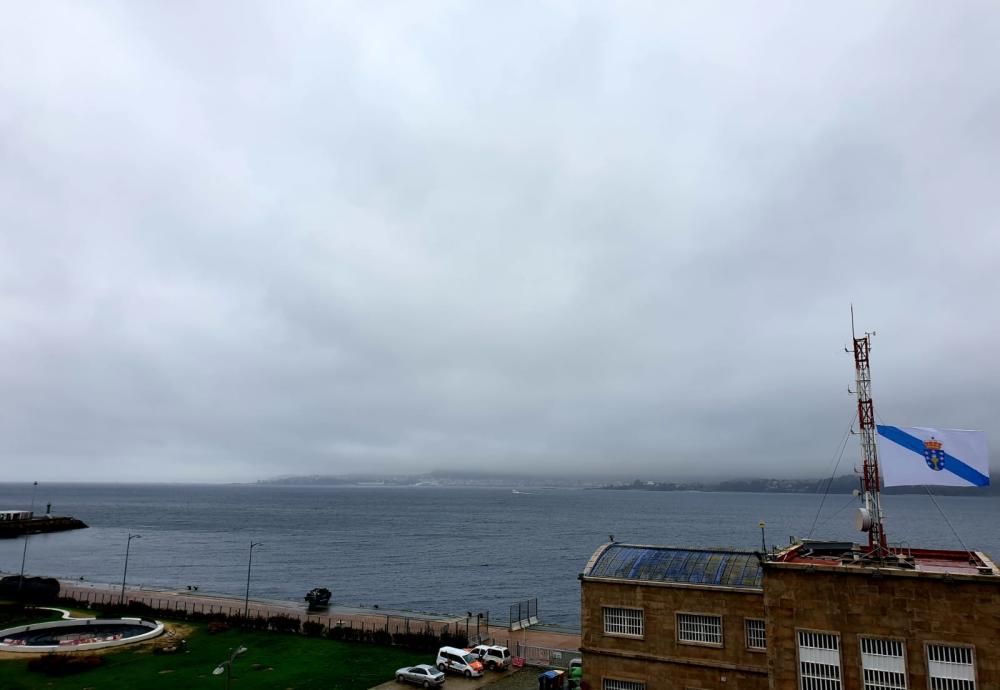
[1,2,998,483]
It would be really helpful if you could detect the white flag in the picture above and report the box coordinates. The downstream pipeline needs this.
[876,426,989,487]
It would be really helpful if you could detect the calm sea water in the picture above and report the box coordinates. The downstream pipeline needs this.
[1,484,997,628]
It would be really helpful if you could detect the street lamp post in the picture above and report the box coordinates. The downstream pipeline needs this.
[213,645,247,690]
[120,532,142,606]
[244,542,262,621]
[17,481,38,599]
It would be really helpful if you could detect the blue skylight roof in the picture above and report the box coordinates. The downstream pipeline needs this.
[584,544,763,588]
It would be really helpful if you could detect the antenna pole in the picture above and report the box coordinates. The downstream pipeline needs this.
[852,324,888,554]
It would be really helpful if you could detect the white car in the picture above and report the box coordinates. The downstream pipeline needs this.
[396,664,446,687]
[469,644,512,670]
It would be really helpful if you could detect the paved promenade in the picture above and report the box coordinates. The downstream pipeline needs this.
[57,580,581,653]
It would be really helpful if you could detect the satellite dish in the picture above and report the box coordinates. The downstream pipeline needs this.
[213,666,225,676]
[855,508,873,532]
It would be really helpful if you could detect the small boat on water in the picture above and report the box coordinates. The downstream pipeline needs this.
[0,510,88,538]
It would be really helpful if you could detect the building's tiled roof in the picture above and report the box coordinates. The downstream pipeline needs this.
[583,544,763,589]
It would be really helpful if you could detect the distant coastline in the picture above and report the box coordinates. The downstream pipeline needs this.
[256,472,995,496]
[597,475,997,496]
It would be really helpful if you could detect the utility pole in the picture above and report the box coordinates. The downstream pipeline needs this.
[17,482,38,598]
[121,533,142,605]
[244,542,262,620]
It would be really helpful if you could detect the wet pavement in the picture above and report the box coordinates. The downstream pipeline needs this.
[370,667,524,690]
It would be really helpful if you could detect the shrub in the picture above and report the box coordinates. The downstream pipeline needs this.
[303,621,325,637]
[207,621,230,634]
[0,576,60,602]
[267,615,301,634]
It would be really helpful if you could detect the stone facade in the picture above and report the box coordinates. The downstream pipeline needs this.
[580,543,1000,690]
[764,563,1000,690]
[581,578,769,690]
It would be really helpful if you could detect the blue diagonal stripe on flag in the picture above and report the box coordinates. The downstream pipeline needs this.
[877,425,989,486]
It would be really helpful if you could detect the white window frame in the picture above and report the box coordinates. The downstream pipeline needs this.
[859,636,907,690]
[745,617,766,651]
[676,612,723,647]
[797,629,842,690]
[603,679,645,690]
[602,606,643,638]
[926,643,976,690]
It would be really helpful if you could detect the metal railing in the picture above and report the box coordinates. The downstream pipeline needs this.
[509,598,538,630]
[515,642,579,669]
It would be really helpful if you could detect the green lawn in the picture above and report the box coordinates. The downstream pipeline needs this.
[0,603,66,629]
[0,624,428,690]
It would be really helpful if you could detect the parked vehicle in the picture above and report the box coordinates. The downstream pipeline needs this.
[395,664,446,687]
[304,587,331,610]
[436,646,484,677]
[468,644,512,670]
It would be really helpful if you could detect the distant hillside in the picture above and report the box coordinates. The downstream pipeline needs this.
[258,472,995,495]
[599,475,996,496]
[258,475,413,486]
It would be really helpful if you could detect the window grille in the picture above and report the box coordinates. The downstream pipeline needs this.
[860,638,906,690]
[602,607,643,637]
[927,644,975,690]
[603,680,645,690]
[798,630,841,690]
[745,618,766,650]
[677,613,723,645]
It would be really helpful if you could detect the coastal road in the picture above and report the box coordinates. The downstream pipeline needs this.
[56,580,581,652]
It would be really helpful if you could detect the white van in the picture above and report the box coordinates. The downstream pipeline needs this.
[436,646,485,677]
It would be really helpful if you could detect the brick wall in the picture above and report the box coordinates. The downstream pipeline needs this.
[764,565,1000,690]
[581,578,769,689]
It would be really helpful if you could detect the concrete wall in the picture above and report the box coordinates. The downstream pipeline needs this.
[0,617,164,653]
[764,566,1000,690]
[581,578,769,690]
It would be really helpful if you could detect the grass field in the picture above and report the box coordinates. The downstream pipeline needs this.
[0,604,67,629]
[0,623,428,690]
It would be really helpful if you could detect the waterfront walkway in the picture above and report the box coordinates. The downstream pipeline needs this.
[57,580,580,652]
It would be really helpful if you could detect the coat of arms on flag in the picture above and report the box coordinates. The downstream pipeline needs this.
[923,437,944,471]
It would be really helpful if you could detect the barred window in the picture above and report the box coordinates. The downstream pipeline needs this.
[602,607,643,637]
[798,630,841,690]
[677,613,723,646]
[860,638,906,690]
[603,680,645,690]
[745,618,766,650]
[927,644,975,690]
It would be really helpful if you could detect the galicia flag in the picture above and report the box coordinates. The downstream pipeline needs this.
[876,426,989,487]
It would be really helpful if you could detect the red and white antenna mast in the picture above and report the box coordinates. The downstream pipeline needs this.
[851,307,888,554]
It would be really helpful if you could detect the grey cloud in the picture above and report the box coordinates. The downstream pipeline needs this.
[1,2,999,481]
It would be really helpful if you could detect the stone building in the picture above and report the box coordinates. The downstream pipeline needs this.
[580,540,1000,690]
[765,540,1000,690]
[580,544,770,690]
